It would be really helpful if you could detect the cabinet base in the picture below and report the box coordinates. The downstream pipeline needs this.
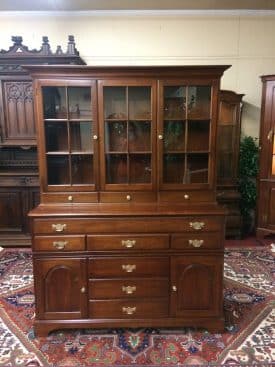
[34,317,225,337]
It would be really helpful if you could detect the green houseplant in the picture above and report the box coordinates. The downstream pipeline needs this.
[238,135,259,236]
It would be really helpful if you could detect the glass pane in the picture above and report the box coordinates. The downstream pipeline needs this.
[129,121,151,151]
[105,121,127,152]
[187,120,210,151]
[129,154,151,183]
[187,86,211,119]
[104,87,127,119]
[43,86,67,119]
[164,86,186,120]
[106,154,127,183]
[70,122,92,152]
[68,87,92,119]
[45,122,68,152]
[163,154,185,183]
[47,155,69,185]
[71,155,94,184]
[187,154,208,183]
[164,121,185,151]
[129,87,151,120]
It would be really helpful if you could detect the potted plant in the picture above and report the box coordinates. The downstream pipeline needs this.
[238,136,259,236]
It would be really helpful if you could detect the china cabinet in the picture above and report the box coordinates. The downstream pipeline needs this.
[27,65,230,336]
[217,90,244,237]
[0,36,85,244]
[256,75,275,237]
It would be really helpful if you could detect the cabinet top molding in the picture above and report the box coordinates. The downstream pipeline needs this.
[0,35,85,70]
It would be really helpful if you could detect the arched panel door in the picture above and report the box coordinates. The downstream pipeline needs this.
[34,258,87,320]
[170,255,223,317]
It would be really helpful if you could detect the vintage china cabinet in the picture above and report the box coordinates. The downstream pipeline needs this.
[257,75,275,237]
[217,90,244,238]
[27,65,230,336]
[0,36,85,245]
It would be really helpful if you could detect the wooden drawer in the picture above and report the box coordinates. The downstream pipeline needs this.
[89,299,168,318]
[33,235,85,251]
[33,217,223,234]
[89,257,169,278]
[171,233,222,250]
[89,278,169,299]
[100,192,156,203]
[41,192,98,204]
[159,190,215,203]
[87,234,169,251]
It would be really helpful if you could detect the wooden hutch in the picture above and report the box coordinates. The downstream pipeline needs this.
[0,36,85,245]
[26,64,230,336]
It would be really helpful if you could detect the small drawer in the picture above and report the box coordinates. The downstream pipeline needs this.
[89,257,169,278]
[87,234,169,251]
[100,192,156,203]
[89,278,169,299]
[89,299,168,318]
[41,192,98,204]
[159,190,215,203]
[171,233,221,249]
[33,235,85,251]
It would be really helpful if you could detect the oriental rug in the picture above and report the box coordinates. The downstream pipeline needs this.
[0,246,274,367]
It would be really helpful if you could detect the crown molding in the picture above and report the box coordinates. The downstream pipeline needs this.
[1,9,275,17]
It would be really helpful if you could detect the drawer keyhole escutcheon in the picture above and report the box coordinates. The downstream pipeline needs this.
[189,239,204,248]
[122,306,136,315]
[122,285,136,294]
[52,223,67,232]
[189,221,205,230]
[122,264,136,273]
[121,239,136,248]
[53,241,68,250]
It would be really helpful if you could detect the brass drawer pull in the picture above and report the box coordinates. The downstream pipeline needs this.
[189,221,205,230]
[122,264,136,273]
[122,306,136,315]
[52,223,67,232]
[80,287,86,293]
[172,285,177,292]
[121,239,136,248]
[53,241,68,250]
[188,239,204,248]
[122,285,136,294]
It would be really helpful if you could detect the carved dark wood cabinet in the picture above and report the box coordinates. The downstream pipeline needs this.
[27,64,229,336]
[217,90,244,238]
[0,36,85,245]
[257,75,275,237]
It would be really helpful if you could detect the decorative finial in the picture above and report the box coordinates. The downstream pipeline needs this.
[11,36,23,46]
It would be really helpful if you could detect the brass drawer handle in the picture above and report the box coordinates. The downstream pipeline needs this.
[80,287,86,293]
[52,223,67,232]
[188,239,204,248]
[122,306,136,315]
[122,285,136,294]
[121,239,136,248]
[122,264,136,273]
[267,129,274,141]
[189,221,205,230]
[53,241,68,250]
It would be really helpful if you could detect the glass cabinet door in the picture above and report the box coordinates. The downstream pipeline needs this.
[41,82,97,190]
[100,82,156,189]
[159,83,212,188]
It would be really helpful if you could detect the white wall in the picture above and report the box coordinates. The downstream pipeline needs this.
[1,11,275,139]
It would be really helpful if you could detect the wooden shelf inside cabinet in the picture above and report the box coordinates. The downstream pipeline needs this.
[26,64,230,336]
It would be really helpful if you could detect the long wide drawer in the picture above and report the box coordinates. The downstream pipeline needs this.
[89,278,169,299]
[33,235,86,251]
[87,234,169,250]
[33,217,223,234]
[89,299,169,318]
[89,257,169,278]
[171,233,222,249]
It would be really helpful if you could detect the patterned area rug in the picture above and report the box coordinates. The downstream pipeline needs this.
[0,246,274,367]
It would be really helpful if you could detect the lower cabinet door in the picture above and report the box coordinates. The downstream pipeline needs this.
[170,255,223,317]
[34,258,87,320]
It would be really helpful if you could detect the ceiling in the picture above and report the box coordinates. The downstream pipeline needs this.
[1,0,275,11]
